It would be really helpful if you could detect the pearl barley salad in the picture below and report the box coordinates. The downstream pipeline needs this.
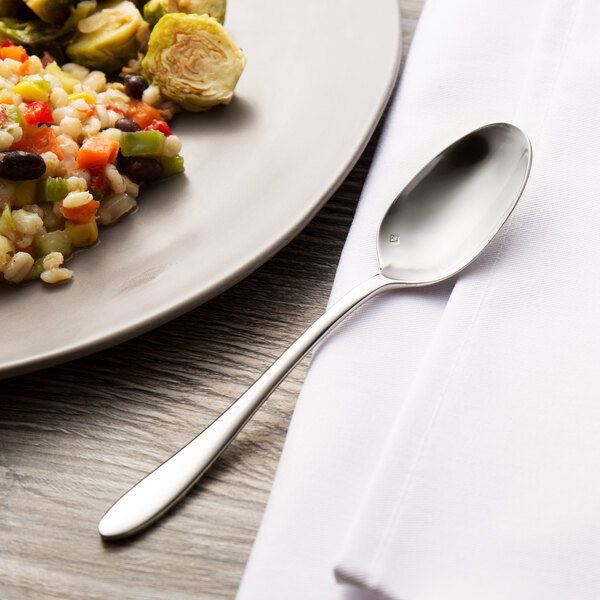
[0,0,245,285]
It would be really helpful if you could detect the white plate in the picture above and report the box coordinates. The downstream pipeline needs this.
[0,0,402,378]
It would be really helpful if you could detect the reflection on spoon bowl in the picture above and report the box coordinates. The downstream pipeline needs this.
[379,123,531,283]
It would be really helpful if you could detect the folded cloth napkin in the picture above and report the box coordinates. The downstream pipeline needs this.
[238,0,600,598]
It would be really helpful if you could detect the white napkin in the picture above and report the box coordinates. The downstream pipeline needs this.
[238,0,600,598]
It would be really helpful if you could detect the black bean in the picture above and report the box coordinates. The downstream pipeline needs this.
[120,157,162,182]
[0,151,46,180]
[124,74,149,100]
[115,118,141,132]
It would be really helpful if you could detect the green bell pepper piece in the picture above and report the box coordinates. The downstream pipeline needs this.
[0,202,15,236]
[120,130,165,157]
[37,177,69,203]
[159,154,184,177]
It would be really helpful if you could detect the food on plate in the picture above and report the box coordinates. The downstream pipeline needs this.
[143,0,226,27]
[0,47,183,285]
[0,1,97,60]
[66,0,148,72]
[24,0,73,26]
[0,0,245,286]
[142,13,245,111]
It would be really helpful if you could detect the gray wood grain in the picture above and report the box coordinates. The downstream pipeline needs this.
[0,3,424,598]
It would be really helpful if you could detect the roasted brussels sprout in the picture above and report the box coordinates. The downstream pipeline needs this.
[143,0,226,27]
[0,17,57,46]
[24,0,73,25]
[0,1,96,55]
[142,13,245,111]
[66,0,148,72]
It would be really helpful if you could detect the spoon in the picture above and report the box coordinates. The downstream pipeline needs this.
[99,122,532,540]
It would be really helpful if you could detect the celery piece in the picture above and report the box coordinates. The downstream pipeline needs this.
[33,229,72,257]
[37,177,68,203]
[159,154,184,177]
[24,257,44,281]
[44,63,80,94]
[120,130,164,157]
[0,203,15,236]
[2,104,22,126]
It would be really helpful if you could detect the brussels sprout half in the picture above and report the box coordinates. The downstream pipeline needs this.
[142,13,245,111]
[24,0,73,25]
[0,1,97,52]
[66,0,147,72]
[143,0,226,27]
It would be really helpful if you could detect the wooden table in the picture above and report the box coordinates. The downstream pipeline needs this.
[0,3,423,598]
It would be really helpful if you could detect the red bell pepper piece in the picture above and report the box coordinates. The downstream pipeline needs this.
[144,119,172,136]
[23,101,53,126]
[0,45,28,62]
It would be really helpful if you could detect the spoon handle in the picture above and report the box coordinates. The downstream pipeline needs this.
[98,273,397,540]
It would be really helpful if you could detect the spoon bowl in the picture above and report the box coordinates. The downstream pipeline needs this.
[99,123,532,540]
[379,123,531,282]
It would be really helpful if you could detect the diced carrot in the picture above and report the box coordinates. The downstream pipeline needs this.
[0,97,14,105]
[14,127,63,159]
[60,200,100,223]
[18,59,31,75]
[0,45,28,62]
[125,99,163,129]
[76,137,119,169]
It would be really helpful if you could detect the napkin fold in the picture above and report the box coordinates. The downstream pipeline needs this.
[238,0,600,598]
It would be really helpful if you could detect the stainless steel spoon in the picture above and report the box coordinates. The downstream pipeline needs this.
[99,122,532,540]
